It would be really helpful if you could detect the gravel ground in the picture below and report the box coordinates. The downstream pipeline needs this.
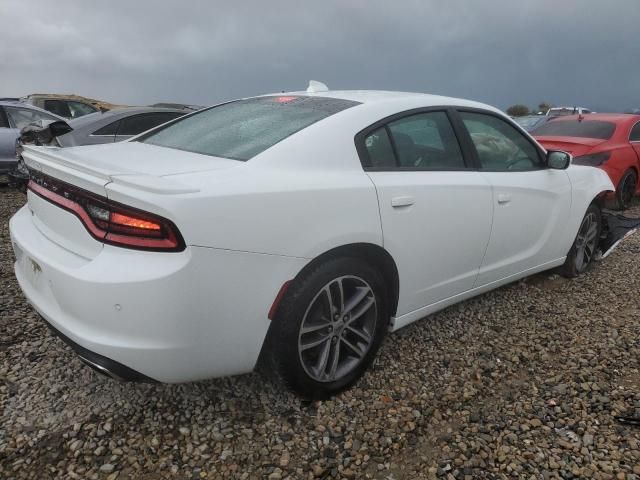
[2,188,640,479]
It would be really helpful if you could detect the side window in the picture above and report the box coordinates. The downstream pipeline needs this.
[92,120,120,136]
[5,106,58,129]
[43,99,71,118]
[460,112,542,171]
[0,107,9,128]
[364,127,396,168]
[117,113,182,136]
[387,112,465,169]
[630,122,640,142]
[68,101,98,118]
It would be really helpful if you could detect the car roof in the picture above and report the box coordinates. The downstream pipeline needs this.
[260,89,501,113]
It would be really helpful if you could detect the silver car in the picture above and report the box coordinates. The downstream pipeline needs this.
[57,107,186,147]
[0,100,64,174]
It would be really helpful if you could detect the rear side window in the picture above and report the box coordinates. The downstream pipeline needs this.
[388,112,464,169]
[68,101,98,118]
[140,96,360,161]
[630,122,640,142]
[117,112,183,136]
[5,106,58,129]
[364,127,395,168]
[43,99,71,118]
[532,120,615,140]
[92,120,120,136]
[362,111,465,170]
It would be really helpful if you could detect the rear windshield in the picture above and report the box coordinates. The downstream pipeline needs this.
[139,96,360,160]
[532,120,615,140]
[514,116,544,129]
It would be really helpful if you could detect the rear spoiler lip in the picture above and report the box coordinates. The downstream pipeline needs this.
[22,145,113,181]
[108,174,200,194]
[22,145,200,195]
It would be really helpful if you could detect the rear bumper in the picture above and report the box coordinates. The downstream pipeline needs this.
[42,316,157,382]
[10,204,307,382]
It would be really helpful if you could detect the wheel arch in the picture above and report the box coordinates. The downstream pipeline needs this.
[256,242,400,373]
[293,243,400,318]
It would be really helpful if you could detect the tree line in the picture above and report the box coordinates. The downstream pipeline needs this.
[506,102,553,117]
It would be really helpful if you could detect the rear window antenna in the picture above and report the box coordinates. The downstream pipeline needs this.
[307,80,329,93]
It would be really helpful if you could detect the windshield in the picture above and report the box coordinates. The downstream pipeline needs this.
[140,96,360,160]
[531,120,615,140]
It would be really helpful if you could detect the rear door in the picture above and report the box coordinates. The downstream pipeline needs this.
[360,109,494,317]
[456,110,572,286]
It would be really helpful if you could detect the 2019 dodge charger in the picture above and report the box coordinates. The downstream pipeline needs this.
[10,86,613,397]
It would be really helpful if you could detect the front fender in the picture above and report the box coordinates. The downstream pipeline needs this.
[564,165,614,251]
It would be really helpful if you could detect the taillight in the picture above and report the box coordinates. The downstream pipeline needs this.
[572,151,611,167]
[28,173,185,252]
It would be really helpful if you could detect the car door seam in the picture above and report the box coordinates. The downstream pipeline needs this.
[364,172,386,249]
[473,174,495,287]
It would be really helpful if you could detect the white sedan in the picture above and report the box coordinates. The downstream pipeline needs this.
[10,85,613,398]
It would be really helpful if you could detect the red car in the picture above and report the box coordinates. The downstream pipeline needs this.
[532,114,640,209]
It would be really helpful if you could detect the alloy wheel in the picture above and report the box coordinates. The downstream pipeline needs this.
[574,212,599,273]
[297,275,377,383]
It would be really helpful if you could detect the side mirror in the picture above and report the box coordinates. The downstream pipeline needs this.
[547,150,571,170]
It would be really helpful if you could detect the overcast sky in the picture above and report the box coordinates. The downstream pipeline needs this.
[1,0,637,112]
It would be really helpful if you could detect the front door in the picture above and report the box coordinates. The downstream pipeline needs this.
[456,110,572,286]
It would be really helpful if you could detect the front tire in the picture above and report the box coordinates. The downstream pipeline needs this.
[269,257,388,398]
[560,204,601,278]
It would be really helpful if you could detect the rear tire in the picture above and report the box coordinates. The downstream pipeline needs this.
[616,169,637,210]
[560,204,601,278]
[268,257,388,399]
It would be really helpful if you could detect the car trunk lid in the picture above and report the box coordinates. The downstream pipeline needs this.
[21,142,241,257]
[534,136,607,157]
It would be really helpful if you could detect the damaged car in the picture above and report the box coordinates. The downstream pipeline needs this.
[7,107,187,189]
[10,85,616,398]
[0,100,65,184]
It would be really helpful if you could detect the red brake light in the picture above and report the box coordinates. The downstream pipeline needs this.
[572,151,611,167]
[110,213,161,231]
[275,96,297,103]
[28,173,185,252]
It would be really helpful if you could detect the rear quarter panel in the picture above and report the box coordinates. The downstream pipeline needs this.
[603,145,640,189]
[105,162,383,260]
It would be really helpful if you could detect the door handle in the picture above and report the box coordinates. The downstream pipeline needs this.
[497,194,511,204]
[391,195,415,208]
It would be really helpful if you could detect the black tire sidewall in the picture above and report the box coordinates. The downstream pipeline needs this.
[272,257,388,399]
[617,169,637,210]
